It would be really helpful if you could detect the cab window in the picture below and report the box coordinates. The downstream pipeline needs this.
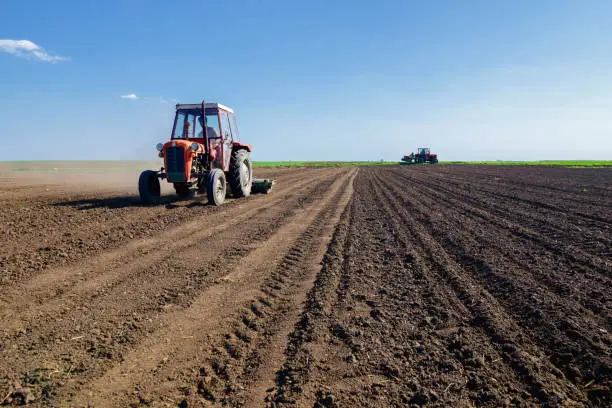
[172,112,189,139]
[172,111,220,140]
[220,111,232,141]
[229,114,240,140]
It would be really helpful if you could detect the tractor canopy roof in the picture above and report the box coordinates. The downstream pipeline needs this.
[175,103,234,114]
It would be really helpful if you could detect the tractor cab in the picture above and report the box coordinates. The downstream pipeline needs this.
[170,103,240,170]
[417,147,430,156]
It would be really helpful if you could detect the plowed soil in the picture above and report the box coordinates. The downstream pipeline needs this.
[0,164,610,407]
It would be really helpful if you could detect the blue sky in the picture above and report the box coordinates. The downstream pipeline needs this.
[1,0,611,161]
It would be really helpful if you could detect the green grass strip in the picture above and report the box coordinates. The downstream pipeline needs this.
[253,161,397,167]
[439,160,612,168]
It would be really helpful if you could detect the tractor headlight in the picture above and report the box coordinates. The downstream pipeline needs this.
[156,143,163,152]
[190,142,199,152]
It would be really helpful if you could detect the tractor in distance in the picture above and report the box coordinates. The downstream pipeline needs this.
[138,101,274,206]
[401,147,439,164]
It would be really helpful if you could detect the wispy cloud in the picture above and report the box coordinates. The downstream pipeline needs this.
[120,93,138,100]
[0,39,69,63]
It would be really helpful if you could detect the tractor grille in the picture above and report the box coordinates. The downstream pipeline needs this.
[165,146,185,182]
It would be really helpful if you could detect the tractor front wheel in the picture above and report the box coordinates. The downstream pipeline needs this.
[138,170,161,204]
[174,183,192,198]
[228,149,253,198]
[207,169,227,206]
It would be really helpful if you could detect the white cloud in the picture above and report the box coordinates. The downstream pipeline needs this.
[0,39,69,63]
[120,93,138,100]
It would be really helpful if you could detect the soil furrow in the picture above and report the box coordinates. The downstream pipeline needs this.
[418,168,611,223]
[380,168,610,405]
[0,168,322,286]
[394,169,610,276]
[386,169,611,318]
[0,169,345,405]
[1,164,609,407]
[0,173,325,332]
[185,168,358,408]
[402,170,612,256]
[69,168,357,407]
[371,170,580,405]
[267,166,609,407]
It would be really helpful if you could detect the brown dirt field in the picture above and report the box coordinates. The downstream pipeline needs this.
[0,164,610,407]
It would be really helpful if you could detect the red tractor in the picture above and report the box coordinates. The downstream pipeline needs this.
[401,147,438,164]
[139,101,274,205]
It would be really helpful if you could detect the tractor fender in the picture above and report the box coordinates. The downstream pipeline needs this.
[232,142,252,152]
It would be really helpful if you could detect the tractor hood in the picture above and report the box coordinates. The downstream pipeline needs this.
[163,139,204,154]
[162,140,204,183]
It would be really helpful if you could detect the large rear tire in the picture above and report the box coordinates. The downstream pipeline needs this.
[207,169,226,206]
[138,170,161,204]
[228,149,252,198]
[174,183,192,198]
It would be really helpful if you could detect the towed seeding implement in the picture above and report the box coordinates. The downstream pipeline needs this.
[401,147,438,164]
[139,101,274,205]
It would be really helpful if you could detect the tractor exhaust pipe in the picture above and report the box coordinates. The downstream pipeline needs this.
[201,100,210,156]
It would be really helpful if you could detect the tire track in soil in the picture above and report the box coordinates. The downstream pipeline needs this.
[405,170,611,257]
[430,165,611,207]
[163,168,358,408]
[268,166,606,407]
[70,168,358,407]
[241,168,357,407]
[0,173,325,334]
[400,170,612,259]
[0,167,318,287]
[0,168,347,406]
[394,171,612,315]
[265,192,358,407]
[394,170,610,275]
[371,170,584,405]
[386,168,611,319]
[381,170,611,404]
[417,167,611,238]
[2,165,609,406]
[268,170,536,407]
[271,169,500,407]
[0,171,328,337]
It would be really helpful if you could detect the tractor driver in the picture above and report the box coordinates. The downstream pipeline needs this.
[198,116,221,149]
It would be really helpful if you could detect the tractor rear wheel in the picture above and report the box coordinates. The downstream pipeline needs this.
[207,168,226,206]
[138,170,161,204]
[174,183,192,198]
[228,149,252,198]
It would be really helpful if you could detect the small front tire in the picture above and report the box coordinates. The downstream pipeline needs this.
[138,170,161,204]
[207,169,226,206]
